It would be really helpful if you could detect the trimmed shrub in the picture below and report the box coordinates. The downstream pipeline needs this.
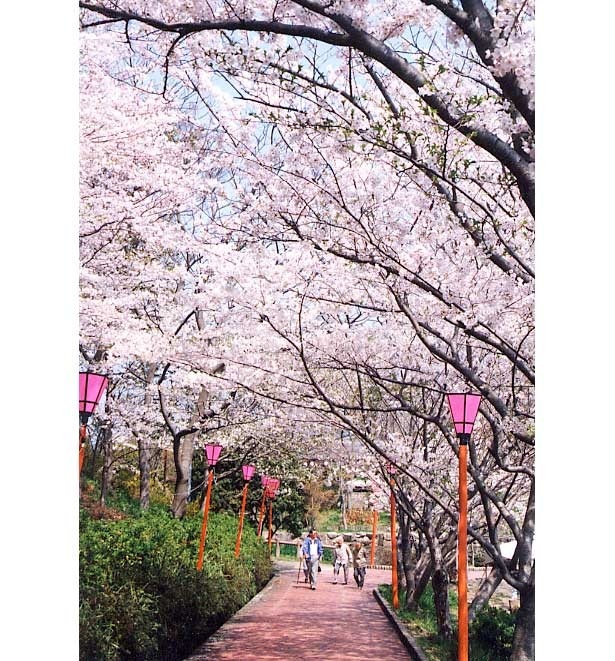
[80,506,272,660]
[469,606,515,660]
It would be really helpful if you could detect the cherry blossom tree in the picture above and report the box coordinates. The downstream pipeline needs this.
[79,2,534,657]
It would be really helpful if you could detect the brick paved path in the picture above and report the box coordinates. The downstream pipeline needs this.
[185,560,410,660]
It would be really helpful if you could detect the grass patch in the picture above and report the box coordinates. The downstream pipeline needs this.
[378,584,515,661]
[316,509,391,532]
[379,584,456,660]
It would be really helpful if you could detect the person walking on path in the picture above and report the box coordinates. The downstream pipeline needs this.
[332,536,351,585]
[297,540,309,583]
[301,528,323,590]
[351,541,368,589]
[185,560,412,660]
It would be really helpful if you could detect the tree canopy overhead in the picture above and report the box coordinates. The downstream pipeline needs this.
[80,2,535,656]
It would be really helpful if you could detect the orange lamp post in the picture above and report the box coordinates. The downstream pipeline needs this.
[388,463,399,609]
[264,479,280,551]
[79,371,108,476]
[267,490,275,554]
[234,464,256,558]
[196,443,223,571]
[370,509,378,568]
[446,392,482,661]
[257,475,271,538]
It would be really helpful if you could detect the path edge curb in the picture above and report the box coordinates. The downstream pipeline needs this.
[372,589,429,661]
[184,565,282,659]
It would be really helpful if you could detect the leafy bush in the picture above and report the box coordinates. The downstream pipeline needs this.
[469,606,515,660]
[80,506,272,660]
[378,583,515,660]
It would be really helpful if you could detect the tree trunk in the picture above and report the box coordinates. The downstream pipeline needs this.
[340,469,348,529]
[406,554,433,611]
[138,438,150,510]
[168,385,212,518]
[469,565,504,621]
[88,426,103,477]
[429,530,453,641]
[99,425,113,507]
[432,568,453,640]
[511,568,535,660]
[398,509,412,593]
[170,432,196,518]
[138,363,157,509]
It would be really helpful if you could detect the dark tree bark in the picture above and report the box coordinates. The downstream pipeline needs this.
[406,553,433,611]
[469,565,504,621]
[398,509,413,594]
[511,564,535,660]
[432,567,453,641]
[138,439,150,510]
[87,426,104,477]
[138,363,157,510]
[170,429,196,518]
[99,424,113,507]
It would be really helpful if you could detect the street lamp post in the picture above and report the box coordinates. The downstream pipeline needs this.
[257,475,271,538]
[370,508,378,568]
[446,392,482,661]
[387,463,399,609]
[263,478,280,551]
[234,464,256,558]
[267,488,276,554]
[196,443,223,571]
[79,371,109,476]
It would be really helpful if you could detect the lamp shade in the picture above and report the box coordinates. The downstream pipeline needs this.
[446,393,482,436]
[386,463,397,475]
[261,474,271,488]
[205,444,223,467]
[242,464,256,481]
[265,477,280,498]
[79,371,108,424]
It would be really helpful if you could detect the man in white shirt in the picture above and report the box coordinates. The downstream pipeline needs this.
[301,529,323,590]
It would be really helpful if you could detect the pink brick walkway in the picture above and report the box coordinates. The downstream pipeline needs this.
[185,560,410,660]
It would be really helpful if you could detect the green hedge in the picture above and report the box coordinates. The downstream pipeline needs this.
[469,605,516,660]
[80,506,272,660]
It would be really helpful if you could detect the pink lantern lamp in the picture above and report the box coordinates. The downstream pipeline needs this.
[79,371,108,425]
[446,392,482,444]
[235,464,256,558]
[79,371,108,476]
[205,444,223,467]
[242,465,256,481]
